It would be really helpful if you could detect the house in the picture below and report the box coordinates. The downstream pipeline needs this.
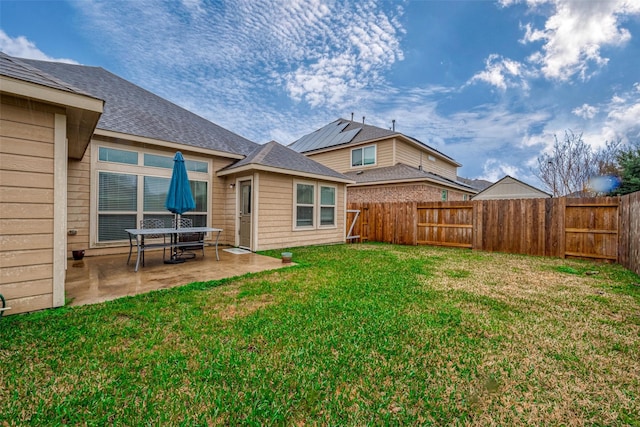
[288,118,477,203]
[472,175,551,200]
[0,53,352,314]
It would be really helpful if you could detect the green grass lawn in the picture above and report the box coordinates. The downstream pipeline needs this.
[2,244,639,425]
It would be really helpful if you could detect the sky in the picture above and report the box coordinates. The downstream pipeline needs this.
[1,0,639,189]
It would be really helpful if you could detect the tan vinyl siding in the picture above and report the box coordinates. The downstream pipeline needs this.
[307,139,395,172]
[256,172,346,251]
[67,151,91,256]
[473,176,550,200]
[374,140,394,168]
[0,100,56,314]
[211,157,237,246]
[395,140,458,180]
[307,149,350,173]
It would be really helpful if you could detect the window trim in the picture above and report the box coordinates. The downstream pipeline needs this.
[350,144,377,168]
[293,180,339,231]
[293,180,316,230]
[318,184,337,229]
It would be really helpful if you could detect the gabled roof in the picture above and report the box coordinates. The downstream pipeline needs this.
[19,57,258,157]
[472,175,551,200]
[218,141,353,183]
[343,163,477,192]
[289,118,459,166]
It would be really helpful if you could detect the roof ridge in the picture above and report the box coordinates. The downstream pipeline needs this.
[252,141,276,164]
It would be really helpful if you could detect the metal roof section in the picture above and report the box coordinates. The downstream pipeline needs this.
[18,56,259,157]
[289,119,361,153]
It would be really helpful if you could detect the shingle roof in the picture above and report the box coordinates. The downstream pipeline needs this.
[222,141,351,182]
[457,176,493,191]
[344,163,477,191]
[18,57,258,156]
[0,52,97,98]
[289,118,458,164]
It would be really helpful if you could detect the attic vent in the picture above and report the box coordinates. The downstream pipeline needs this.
[428,155,436,162]
[356,170,364,175]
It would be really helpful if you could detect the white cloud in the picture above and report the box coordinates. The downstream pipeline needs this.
[478,158,521,182]
[509,0,640,81]
[602,90,640,145]
[572,103,598,119]
[0,30,79,64]
[73,0,404,110]
[468,54,529,91]
[283,2,404,107]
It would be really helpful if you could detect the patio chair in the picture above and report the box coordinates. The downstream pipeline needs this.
[172,217,205,259]
[0,293,10,319]
[140,218,166,266]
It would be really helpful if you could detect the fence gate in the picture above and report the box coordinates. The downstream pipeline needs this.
[417,202,473,248]
[564,199,619,261]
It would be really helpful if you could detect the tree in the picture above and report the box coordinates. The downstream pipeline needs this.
[614,142,640,195]
[536,130,620,197]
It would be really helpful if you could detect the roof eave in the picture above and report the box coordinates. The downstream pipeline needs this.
[1,75,104,160]
[93,129,246,160]
[217,163,355,184]
[398,135,461,167]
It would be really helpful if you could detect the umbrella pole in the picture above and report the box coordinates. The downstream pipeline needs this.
[164,213,185,264]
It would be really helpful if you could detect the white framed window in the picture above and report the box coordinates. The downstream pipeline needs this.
[319,185,336,227]
[463,194,468,201]
[351,145,376,167]
[293,181,338,230]
[441,190,448,201]
[295,181,315,228]
[94,143,210,244]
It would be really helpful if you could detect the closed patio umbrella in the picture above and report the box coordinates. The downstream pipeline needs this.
[165,151,196,263]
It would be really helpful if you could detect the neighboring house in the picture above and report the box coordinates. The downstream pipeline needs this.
[472,175,551,200]
[0,53,351,314]
[457,176,493,192]
[288,118,477,203]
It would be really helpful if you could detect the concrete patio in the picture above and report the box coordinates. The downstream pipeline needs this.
[65,246,291,307]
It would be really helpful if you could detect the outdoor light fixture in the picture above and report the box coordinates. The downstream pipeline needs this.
[229,183,236,189]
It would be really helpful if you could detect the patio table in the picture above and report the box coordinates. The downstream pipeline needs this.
[125,227,222,272]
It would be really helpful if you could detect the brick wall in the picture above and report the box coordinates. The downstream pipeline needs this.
[347,183,468,203]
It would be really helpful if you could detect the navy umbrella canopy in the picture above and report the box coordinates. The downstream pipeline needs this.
[165,151,196,220]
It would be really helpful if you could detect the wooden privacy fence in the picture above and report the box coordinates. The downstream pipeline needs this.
[347,192,640,275]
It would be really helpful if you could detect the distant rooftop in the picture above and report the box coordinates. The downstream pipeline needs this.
[344,163,477,192]
[289,118,459,165]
